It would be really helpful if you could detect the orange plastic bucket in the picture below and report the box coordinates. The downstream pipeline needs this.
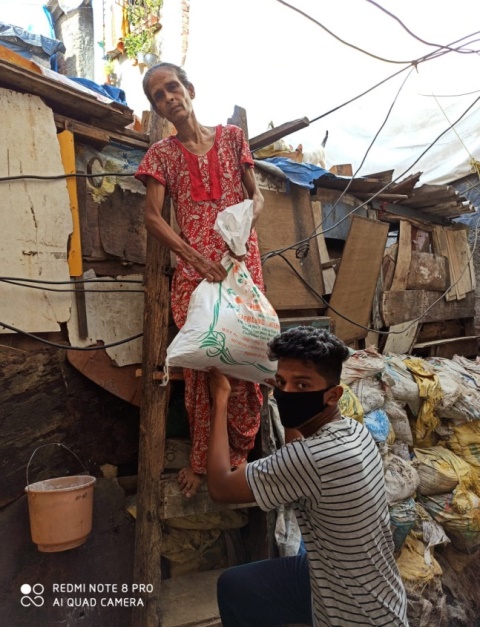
[25,444,96,552]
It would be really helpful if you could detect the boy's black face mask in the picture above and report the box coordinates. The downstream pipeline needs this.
[273,386,335,429]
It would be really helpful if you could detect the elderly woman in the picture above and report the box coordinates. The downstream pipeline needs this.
[135,62,264,498]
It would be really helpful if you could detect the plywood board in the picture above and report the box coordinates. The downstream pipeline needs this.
[256,187,324,310]
[390,220,412,291]
[0,88,73,334]
[432,225,453,299]
[66,347,142,405]
[327,216,389,343]
[66,270,144,366]
[445,228,466,300]
[381,290,475,326]
[413,336,479,359]
[311,201,336,294]
[383,321,419,355]
[451,228,474,295]
[406,252,447,291]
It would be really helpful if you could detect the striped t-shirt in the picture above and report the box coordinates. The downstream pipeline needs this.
[246,417,408,626]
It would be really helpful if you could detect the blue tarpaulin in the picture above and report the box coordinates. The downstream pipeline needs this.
[67,77,129,107]
[262,157,329,189]
[0,21,65,57]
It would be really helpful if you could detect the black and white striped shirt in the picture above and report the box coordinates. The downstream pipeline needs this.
[246,417,408,626]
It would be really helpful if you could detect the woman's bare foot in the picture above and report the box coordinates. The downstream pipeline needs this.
[178,467,204,498]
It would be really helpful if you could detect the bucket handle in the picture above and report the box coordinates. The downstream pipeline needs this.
[26,443,88,489]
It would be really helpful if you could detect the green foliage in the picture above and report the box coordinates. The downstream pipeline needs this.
[123,0,163,58]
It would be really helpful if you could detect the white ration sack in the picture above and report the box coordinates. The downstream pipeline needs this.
[166,257,280,384]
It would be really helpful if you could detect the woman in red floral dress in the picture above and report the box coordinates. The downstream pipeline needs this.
[135,62,264,498]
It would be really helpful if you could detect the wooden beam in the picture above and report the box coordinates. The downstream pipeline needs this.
[227,105,249,139]
[381,290,475,327]
[413,336,479,359]
[249,117,309,152]
[390,220,412,291]
[0,58,134,131]
[371,199,449,226]
[132,113,171,627]
[54,113,150,150]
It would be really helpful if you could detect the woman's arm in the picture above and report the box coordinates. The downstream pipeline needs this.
[242,167,264,228]
[145,177,227,282]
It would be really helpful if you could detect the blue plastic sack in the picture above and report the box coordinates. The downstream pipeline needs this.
[364,408,391,442]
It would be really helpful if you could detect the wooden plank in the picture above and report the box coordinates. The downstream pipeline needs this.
[406,252,448,291]
[413,336,479,359]
[54,113,150,150]
[66,347,142,406]
[327,216,389,343]
[452,227,474,295]
[416,319,465,343]
[311,201,336,294]
[227,105,249,139]
[132,113,171,627]
[98,186,147,264]
[256,187,324,310]
[445,228,466,300]
[159,474,255,520]
[159,569,225,627]
[0,59,134,131]
[371,199,448,226]
[312,188,368,240]
[381,290,475,326]
[432,225,455,301]
[249,117,309,152]
[390,220,412,291]
[383,322,419,354]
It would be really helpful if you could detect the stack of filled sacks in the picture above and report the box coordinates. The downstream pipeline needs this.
[340,347,480,561]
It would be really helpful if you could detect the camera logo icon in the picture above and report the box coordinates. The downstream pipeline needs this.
[20,583,45,607]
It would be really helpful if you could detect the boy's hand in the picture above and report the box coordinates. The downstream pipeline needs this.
[207,367,231,401]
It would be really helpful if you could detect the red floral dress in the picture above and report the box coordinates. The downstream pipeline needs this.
[136,125,263,474]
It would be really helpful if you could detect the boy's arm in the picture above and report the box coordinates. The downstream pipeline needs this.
[206,370,256,504]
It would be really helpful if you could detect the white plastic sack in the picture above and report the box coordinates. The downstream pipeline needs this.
[383,453,420,506]
[349,377,386,413]
[213,199,253,257]
[166,256,280,384]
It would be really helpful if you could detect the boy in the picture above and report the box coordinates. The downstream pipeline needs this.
[207,326,408,626]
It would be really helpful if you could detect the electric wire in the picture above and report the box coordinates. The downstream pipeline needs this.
[0,276,143,284]
[364,0,479,54]
[0,279,144,293]
[0,321,142,350]
[275,0,475,65]
[0,171,136,183]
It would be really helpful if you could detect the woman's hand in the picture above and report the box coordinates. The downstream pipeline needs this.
[189,251,227,282]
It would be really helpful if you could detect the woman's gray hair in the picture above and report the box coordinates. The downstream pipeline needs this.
[142,62,192,106]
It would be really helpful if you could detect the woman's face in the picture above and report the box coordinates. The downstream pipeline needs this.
[146,68,195,123]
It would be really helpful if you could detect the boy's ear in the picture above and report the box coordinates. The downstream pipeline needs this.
[326,385,343,405]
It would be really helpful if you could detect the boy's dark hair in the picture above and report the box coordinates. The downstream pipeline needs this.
[142,62,192,107]
[268,326,350,385]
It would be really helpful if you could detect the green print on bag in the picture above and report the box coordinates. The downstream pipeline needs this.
[199,264,277,375]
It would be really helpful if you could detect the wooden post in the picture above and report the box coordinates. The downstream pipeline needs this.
[132,113,171,627]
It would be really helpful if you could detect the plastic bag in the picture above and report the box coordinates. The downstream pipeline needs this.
[213,199,253,257]
[166,257,280,384]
